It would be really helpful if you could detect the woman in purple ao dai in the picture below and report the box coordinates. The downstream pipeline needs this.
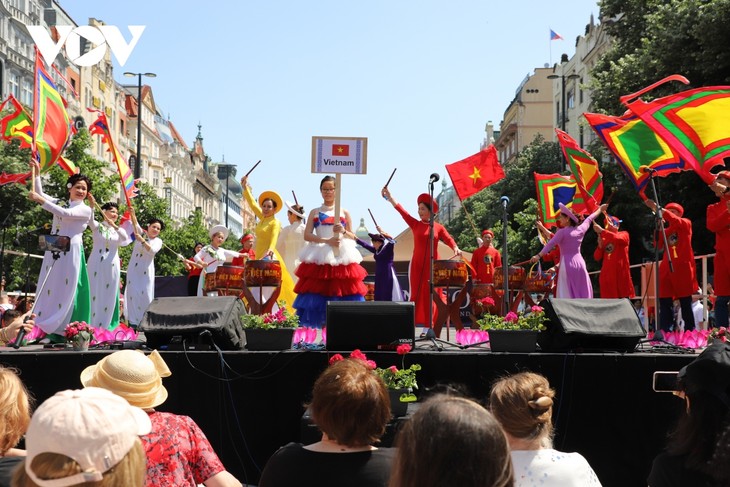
[530,203,607,299]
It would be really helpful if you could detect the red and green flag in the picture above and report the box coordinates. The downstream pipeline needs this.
[0,94,33,148]
[89,110,137,206]
[584,112,686,196]
[534,172,589,228]
[445,144,505,200]
[621,75,730,184]
[555,129,603,211]
[32,48,72,172]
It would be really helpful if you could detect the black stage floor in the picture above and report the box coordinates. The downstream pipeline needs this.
[0,347,696,487]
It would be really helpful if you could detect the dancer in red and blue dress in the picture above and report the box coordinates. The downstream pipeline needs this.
[293,176,367,328]
[381,187,461,330]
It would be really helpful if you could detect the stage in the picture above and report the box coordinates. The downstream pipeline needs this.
[0,345,694,487]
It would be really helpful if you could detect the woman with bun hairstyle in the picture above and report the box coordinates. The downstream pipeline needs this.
[27,162,93,336]
[489,372,601,486]
[86,197,131,330]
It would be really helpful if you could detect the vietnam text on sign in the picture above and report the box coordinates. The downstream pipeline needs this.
[311,136,368,175]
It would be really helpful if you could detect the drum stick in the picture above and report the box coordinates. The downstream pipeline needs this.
[368,208,380,230]
[243,160,262,179]
[384,168,397,188]
[292,190,299,206]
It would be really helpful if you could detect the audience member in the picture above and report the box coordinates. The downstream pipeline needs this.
[0,366,32,487]
[389,394,514,487]
[648,342,730,487]
[0,312,34,347]
[259,358,394,487]
[489,371,602,486]
[80,350,241,487]
[11,387,149,487]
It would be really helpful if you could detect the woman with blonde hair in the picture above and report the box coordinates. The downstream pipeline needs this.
[0,366,32,487]
[389,394,514,487]
[489,372,601,486]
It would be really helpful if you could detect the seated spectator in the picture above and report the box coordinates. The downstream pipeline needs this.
[489,371,602,486]
[80,350,241,487]
[648,341,730,486]
[12,387,149,487]
[259,358,394,487]
[389,394,514,487]
[0,366,32,487]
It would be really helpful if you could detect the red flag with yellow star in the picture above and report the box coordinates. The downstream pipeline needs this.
[445,144,505,200]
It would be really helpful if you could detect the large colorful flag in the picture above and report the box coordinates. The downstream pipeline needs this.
[32,48,71,172]
[0,95,33,148]
[445,144,505,200]
[534,172,589,228]
[584,112,686,196]
[555,129,603,211]
[621,76,730,184]
[88,110,137,205]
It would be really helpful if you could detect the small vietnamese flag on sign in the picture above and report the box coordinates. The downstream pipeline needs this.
[332,144,349,157]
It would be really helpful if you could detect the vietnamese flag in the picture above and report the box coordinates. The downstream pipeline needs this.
[332,144,349,157]
[445,144,505,200]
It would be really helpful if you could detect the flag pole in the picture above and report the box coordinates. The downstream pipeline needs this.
[459,198,481,238]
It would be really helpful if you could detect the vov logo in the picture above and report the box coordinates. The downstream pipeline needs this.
[27,25,145,67]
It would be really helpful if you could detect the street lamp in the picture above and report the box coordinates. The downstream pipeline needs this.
[547,70,580,132]
[123,72,157,180]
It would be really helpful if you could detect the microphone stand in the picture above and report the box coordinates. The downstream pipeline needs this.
[500,197,509,315]
[0,204,13,288]
[645,171,672,332]
[426,176,441,350]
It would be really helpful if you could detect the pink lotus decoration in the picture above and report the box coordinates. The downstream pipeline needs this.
[455,329,489,346]
[293,326,319,345]
[648,329,711,349]
[14,323,137,346]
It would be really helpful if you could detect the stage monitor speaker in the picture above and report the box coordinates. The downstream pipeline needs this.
[139,296,246,350]
[537,297,645,353]
[326,301,415,351]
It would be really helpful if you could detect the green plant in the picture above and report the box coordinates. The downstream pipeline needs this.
[241,301,299,330]
[477,306,547,331]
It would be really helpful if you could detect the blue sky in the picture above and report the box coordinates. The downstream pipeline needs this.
[61,0,599,239]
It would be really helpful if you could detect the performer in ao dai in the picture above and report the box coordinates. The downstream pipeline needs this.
[86,198,131,330]
[27,164,93,335]
[193,225,245,296]
[122,210,163,328]
[276,201,307,283]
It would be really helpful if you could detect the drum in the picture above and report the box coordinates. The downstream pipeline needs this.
[203,265,245,296]
[432,260,468,287]
[470,283,496,315]
[245,259,282,287]
[524,263,551,293]
[493,265,526,290]
[364,281,375,301]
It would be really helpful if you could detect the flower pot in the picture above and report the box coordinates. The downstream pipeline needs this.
[388,388,413,417]
[488,329,539,353]
[244,328,295,351]
[71,338,90,351]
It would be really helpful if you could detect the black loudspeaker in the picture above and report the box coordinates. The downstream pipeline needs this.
[326,301,415,351]
[537,298,645,352]
[139,296,246,350]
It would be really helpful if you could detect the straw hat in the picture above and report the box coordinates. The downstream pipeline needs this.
[80,350,171,409]
[285,200,305,219]
[259,190,283,214]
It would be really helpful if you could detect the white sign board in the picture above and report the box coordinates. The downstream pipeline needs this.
[311,136,368,175]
